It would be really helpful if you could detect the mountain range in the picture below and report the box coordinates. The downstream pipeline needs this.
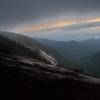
[36,37,100,77]
[1,31,100,77]
[36,38,100,58]
[1,31,100,100]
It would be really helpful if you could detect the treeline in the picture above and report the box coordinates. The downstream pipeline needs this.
[0,34,45,62]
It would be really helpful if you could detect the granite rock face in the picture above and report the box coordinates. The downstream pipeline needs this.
[0,53,100,100]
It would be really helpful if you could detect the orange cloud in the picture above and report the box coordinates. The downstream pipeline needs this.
[17,17,100,32]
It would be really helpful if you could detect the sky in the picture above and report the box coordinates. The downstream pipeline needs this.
[0,0,100,41]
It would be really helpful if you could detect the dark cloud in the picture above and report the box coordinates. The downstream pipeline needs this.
[65,22,100,31]
[0,0,100,30]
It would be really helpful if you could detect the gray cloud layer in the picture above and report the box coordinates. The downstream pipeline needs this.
[0,0,100,30]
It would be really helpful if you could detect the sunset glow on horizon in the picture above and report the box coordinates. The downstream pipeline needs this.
[17,17,100,33]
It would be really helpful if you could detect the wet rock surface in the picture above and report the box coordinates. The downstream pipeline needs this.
[0,53,100,100]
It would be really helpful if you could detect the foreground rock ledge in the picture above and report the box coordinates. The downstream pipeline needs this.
[0,53,100,100]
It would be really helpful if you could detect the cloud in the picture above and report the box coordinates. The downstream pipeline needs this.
[0,0,100,31]
[16,17,100,32]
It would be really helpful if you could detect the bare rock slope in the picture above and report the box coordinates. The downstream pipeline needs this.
[0,53,100,100]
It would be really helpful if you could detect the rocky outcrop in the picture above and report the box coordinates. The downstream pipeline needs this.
[0,53,100,100]
[39,49,58,66]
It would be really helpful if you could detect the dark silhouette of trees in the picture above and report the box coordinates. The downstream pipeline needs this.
[0,34,46,62]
